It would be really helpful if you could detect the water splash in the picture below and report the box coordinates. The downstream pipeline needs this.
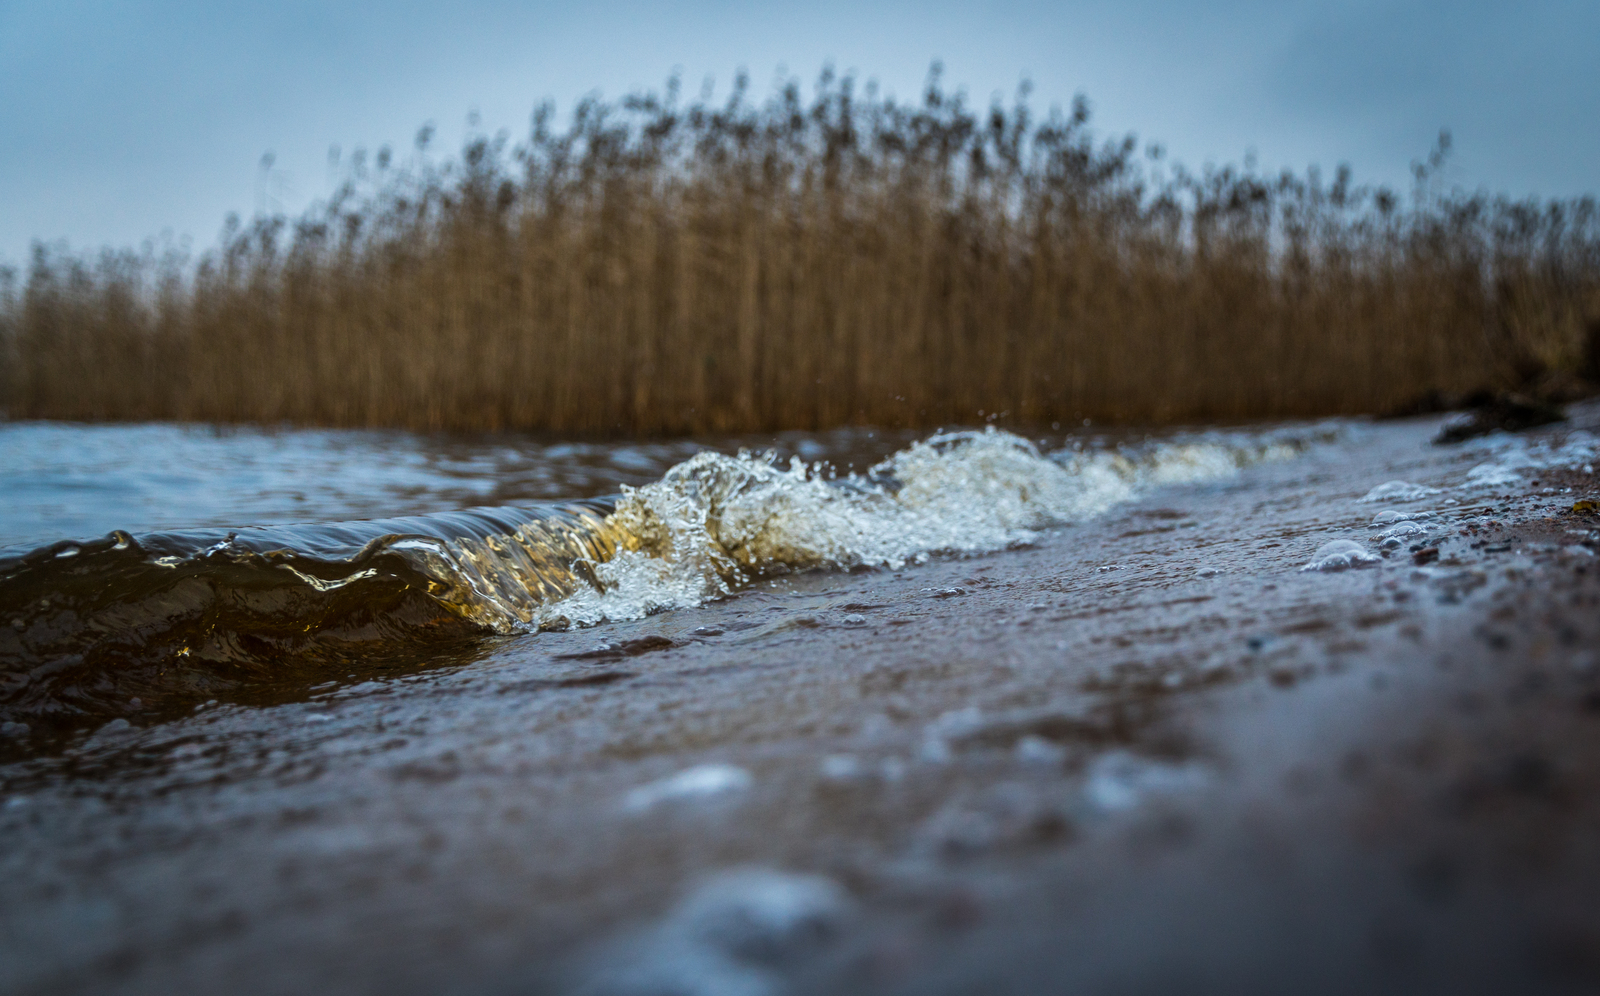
[540,428,1311,628]
[2,427,1316,735]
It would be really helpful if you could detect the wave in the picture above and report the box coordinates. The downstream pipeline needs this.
[544,428,1307,627]
[0,502,627,737]
[0,428,1314,740]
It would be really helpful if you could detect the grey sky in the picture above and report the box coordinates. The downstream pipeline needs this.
[2,0,1595,267]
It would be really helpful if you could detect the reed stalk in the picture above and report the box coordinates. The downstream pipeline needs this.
[3,67,1597,433]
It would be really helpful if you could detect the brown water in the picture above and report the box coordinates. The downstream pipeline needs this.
[0,419,1322,753]
[3,409,1600,995]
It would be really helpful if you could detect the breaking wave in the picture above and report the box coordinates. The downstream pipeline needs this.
[545,428,1305,627]
[0,428,1312,736]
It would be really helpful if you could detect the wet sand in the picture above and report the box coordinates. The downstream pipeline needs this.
[3,408,1599,995]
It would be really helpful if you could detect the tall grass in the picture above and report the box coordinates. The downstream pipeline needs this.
[3,66,1598,434]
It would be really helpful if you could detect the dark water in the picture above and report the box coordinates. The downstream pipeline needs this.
[1,422,937,747]
[0,421,931,553]
[6,411,1600,996]
[0,419,1321,753]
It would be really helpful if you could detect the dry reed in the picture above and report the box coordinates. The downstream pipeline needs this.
[3,66,1598,434]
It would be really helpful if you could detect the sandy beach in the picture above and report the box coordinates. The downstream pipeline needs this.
[3,405,1599,995]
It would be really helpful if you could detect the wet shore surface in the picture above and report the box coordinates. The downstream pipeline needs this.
[4,409,1600,995]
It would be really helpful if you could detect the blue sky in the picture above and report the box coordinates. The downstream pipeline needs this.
[2,0,1596,266]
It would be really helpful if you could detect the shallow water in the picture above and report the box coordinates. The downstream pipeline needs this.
[3,407,1600,995]
[1,419,1325,747]
[0,421,930,553]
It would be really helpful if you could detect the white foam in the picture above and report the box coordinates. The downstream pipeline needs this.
[1464,463,1523,489]
[1016,735,1068,766]
[1370,509,1437,526]
[1461,430,1598,490]
[1084,751,1208,812]
[1376,520,1431,550]
[1376,521,1431,540]
[819,755,860,780]
[1358,481,1442,503]
[673,869,850,965]
[623,764,752,812]
[541,428,1310,628]
[1301,539,1381,572]
[579,869,850,996]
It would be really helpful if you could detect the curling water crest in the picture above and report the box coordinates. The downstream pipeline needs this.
[0,502,630,734]
[0,427,1313,736]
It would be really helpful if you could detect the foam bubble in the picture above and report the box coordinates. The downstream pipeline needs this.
[577,869,851,996]
[1301,540,1381,572]
[1464,463,1523,489]
[1461,430,1598,490]
[1358,481,1442,503]
[673,869,850,966]
[1376,521,1431,540]
[1084,751,1208,812]
[1370,509,1437,526]
[1376,520,1431,550]
[623,764,753,812]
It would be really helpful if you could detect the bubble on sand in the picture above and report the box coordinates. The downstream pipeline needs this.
[1015,735,1068,766]
[1375,521,1431,551]
[930,706,984,735]
[624,764,752,812]
[1084,752,1208,812]
[1464,463,1523,489]
[1461,431,1599,490]
[674,869,849,965]
[1370,509,1437,526]
[578,869,851,996]
[1374,515,1435,552]
[819,755,860,780]
[922,706,983,763]
[1358,481,1441,503]
[919,737,954,765]
[1301,540,1381,572]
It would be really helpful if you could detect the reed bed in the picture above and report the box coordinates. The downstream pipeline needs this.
[3,67,1598,434]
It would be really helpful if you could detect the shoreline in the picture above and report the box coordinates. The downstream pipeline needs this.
[2,406,1599,994]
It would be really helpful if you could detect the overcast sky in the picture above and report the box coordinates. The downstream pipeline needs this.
[2,0,1596,267]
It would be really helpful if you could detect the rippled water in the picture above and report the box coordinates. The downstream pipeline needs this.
[0,422,933,553]
[0,419,1328,749]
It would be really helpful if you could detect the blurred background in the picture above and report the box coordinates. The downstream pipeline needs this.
[4,0,1598,264]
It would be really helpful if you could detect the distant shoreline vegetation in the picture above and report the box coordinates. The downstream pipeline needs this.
[1,65,1597,434]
